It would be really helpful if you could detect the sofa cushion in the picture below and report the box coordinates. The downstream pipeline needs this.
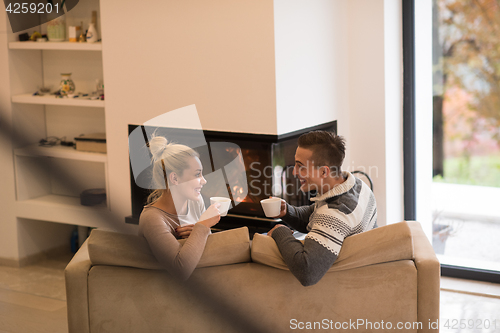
[88,226,251,270]
[251,221,414,271]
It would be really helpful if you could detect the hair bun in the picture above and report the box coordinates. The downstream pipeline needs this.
[149,136,169,160]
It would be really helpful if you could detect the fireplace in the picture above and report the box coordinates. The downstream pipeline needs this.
[126,121,337,232]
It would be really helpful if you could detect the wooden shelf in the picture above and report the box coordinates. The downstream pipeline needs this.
[12,94,105,107]
[15,144,107,162]
[15,194,112,228]
[9,41,102,51]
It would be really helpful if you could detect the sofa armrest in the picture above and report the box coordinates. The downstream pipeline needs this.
[65,239,91,333]
[407,221,440,332]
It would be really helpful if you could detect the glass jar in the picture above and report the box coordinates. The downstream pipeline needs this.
[47,14,66,42]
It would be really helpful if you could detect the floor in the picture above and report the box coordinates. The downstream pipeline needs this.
[441,278,500,333]
[0,254,499,333]
[0,253,72,333]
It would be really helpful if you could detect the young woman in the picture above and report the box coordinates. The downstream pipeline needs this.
[138,135,221,280]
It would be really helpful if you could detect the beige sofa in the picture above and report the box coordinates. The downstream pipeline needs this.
[65,221,439,333]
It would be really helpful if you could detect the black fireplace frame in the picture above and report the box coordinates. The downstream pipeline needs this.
[125,120,337,233]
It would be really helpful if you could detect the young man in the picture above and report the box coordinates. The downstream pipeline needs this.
[267,130,377,286]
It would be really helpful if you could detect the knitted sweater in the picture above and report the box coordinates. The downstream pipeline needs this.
[271,171,377,286]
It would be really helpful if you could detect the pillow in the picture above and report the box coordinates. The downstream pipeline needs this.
[251,221,414,271]
[88,227,251,270]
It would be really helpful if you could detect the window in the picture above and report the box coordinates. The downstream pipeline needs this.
[405,0,500,282]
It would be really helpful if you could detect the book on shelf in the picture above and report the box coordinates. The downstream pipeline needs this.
[75,133,106,153]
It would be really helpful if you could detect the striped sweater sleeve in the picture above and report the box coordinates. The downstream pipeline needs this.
[271,226,337,286]
[281,203,314,233]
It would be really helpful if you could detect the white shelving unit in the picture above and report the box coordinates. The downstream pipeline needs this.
[9,0,109,229]
[13,149,109,218]
[14,144,107,162]
[15,194,111,228]
[9,41,102,51]
[12,93,105,107]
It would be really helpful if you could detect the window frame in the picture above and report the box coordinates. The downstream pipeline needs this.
[403,0,500,284]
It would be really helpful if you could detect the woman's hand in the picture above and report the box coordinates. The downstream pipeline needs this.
[198,203,221,229]
[175,224,195,239]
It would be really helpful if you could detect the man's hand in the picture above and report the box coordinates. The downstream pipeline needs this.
[269,198,287,218]
[175,224,195,239]
[267,224,293,237]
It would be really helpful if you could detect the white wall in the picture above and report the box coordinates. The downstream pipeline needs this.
[345,0,403,226]
[275,0,404,226]
[415,0,433,238]
[273,0,349,135]
[383,0,404,226]
[100,0,405,223]
[17,219,75,259]
[100,0,277,218]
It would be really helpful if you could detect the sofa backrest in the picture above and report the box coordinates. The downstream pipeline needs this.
[88,226,251,270]
[87,222,417,273]
[251,221,414,271]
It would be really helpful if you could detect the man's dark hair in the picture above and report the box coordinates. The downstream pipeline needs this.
[297,130,346,176]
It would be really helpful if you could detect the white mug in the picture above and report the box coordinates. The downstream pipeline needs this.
[210,197,231,217]
[260,197,282,217]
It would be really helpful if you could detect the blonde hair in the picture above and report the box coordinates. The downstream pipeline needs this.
[146,135,200,204]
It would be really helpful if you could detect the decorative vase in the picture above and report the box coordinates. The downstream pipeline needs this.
[59,73,75,96]
[86,23,98,43]
[47,14,66,42]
